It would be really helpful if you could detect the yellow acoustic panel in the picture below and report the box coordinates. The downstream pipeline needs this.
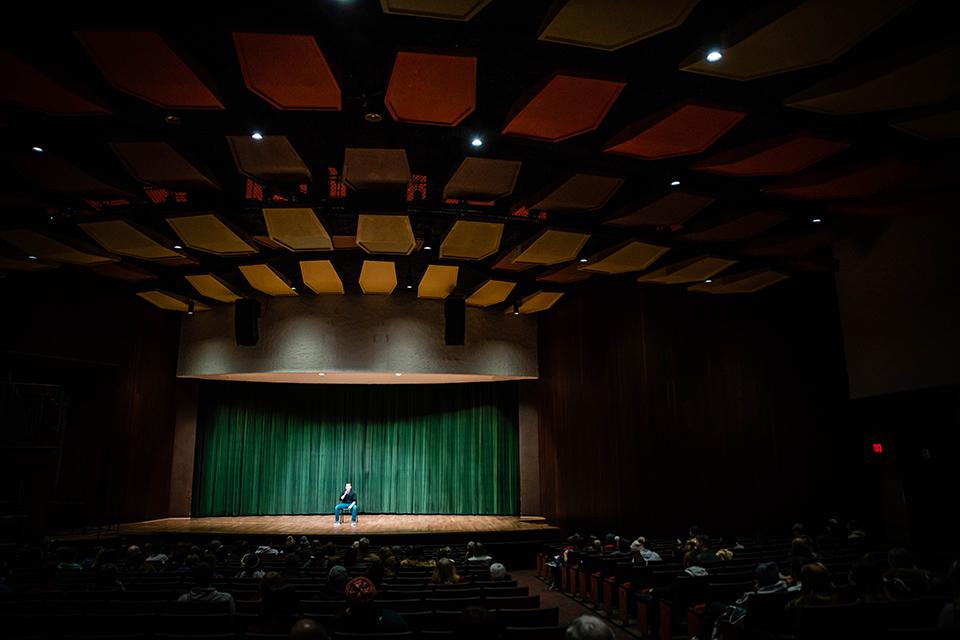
[417,264,459,299]
[443,157,522,201]
[580,240,669,275]
[531,174,624,212]
[262,207,333,251]
[0,228,116,265]
[300,260,345,294]
[466,279,515,307]
[79,219,183,260]
[239,264,298,296]
[513,229,590,265]
[184,274,242,303]
[137,290,211,312]
[343,148,411,191]
[359,260,397,294]
[379,0,492,21]
[537,262,593,284]
[892,111,960,139]
[439,220,504,260]
[638,256,737,284]
[516,291,564,314]
[166,214,258,256]
[356,214,416,255]
[492,246,536,272]
[540,0,699,51]
[688,269,789,294]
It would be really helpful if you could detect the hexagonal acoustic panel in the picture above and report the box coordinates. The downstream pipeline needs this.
[764,158,923,199]
[343,148,411,191]
[514,291,564,314]
[166,214,258,256]
[184,274,242,303]
[379,0,493,21]
[78,219,184,261]
[892,111,960,140]
[443,158,522,201]
[137,290,211,312]
[439,220,504,261]
[262,208,333,251]
[580,240,669,275]
[604,102,746,160]
[417,265,459,299]
[502,73,625,142]
[227,135,312,184]
[606,192,715,227]
[239,264,298,297]
[688,269,789,294]
[75,31,223,109]
[89,262,157,282]
[693,134,849,176]
[386,51,476,126]
[233,32,340,110]
[110,142,217,190]
[513,229,591,266]
[300,260,345,295]
[537,262,593,284]
[1,50,110,115]
[465,279,516,307]
[531,174,625,213]
[680,0,914,81]
[0,255,58,272]
[638,256,737,284]
[359,260,398,295]
[6,152,131,198]
[356,214,416,255]
[539,0,700,51]
[0,228,117,265]
[682,211,787,243]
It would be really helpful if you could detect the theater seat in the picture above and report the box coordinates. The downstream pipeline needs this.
[503,626,567,640]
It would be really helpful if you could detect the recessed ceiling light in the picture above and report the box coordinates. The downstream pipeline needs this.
[704,279,713,283]
[395,372,403,377]
[31,146,44,153]
[406,284,413,289]
[812,218,822,223]
[579,258,588,263]
[364,112,383,123]
[291,286,297,291]
[423,244,432,251]
[706,49,723,63]
[163,115,182,126]
[28,255,38,260]
[513,301,520,316]
[670,180,680,186]
[173,245,183,250]
[470,136,483,147]
[251,131,264,141]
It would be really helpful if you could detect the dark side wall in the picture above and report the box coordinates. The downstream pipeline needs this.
[0,271,180,533]
[536,274,860,538]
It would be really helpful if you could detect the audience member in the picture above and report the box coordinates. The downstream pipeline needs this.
[850,553,890,603]
[92,562,125,592]
[290,618,329,640]
[488,562,508,581]
[455,605,502,640]
[885,547,931,599]
[177,562,234,613]
[630,537,662,564]
[334,576,408,634]
[566,614,615,640]
[468,542,493,564]
[785,562,839,612]
[237,553,266,579]
[431,557,463,585]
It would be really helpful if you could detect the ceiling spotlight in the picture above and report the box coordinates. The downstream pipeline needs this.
[291,286,297,291]
[406,283,413,289]
[163,114,182,126]
[513,301,520,316]
[187,300,195,316]
[812,218,822,223]
[705,279,713,284]
[670,180,680,186]
[364,112,383,123]
[28,255,38,260]
[173,244,183,250]
[470,136,483,147]
[31,146,44,153]
[251,131,264,141]
[579,257,588,263]
[423,244,433,251]
[395,372,403,377]
[706,49,723,63]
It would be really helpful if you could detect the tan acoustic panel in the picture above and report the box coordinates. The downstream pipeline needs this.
[343,148,411,191]
[110,142,217,189]
[79,219,184,261]
[513,229,591,265]
[227,135,312,184]
[492,246,537,272]
[466,279,515,307]
[688,269,789,294]
[185,274,242,303]
[137,290,211,312]
[682,211,787,243]
[300,260,345,294]
[262,207,333,251]
[537,262,593,284]
[439,220,504,260]
[239,264,298,297]
[786,45,960,115]
[638,256,737,284]
[515,291,564,314]
[892,111,960,139]
[379,0,492,21]
[0,228,117,265]
[356,214,416,255]
[359,260,397,294]
[539,0,700,51]
[580,240,669,275]
[443,157,522,201]
[417,264,459,299]
[681,0,914,80]
[606,192,715,227]
[531,174,624,212]
[166,214,258,256]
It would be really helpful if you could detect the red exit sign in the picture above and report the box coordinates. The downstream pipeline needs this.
[872,443,884,454]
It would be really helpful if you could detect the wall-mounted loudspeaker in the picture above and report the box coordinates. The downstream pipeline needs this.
[444,297,465,346]
[235,298,261,346]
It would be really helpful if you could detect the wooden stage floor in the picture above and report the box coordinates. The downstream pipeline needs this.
[111,514,558,538]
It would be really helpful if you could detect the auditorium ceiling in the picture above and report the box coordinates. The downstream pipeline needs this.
[1,0,957,313]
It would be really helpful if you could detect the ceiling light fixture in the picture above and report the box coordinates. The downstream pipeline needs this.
[579,257,588,263]
[251,131,264,141]
[670,180,680,186]
[187,300,195,316]
[291,286,297,291]
[364,112,383,123]
[173,244,183,250]
[31,146,44,153]
[705,279,713,284]
[513,301,520,316]
[812,218,822,223]
[706,49,723,63]
[28,255,38,260]
[163,114,182,126]
[470,136,483,147]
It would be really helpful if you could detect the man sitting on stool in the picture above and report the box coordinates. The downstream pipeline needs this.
[334,482,358,527]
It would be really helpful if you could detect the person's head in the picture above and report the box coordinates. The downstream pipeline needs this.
[192,561,214,587]
[241,553,260,571]
[455,606,502,640]
[474,543,487,557]
[604,533,616,546]
[328,565,349,591]
[887,547,914,570]
[617,538,631,554]
[358,538,370,556]
[688,526,701,539]
[591,540,602,552]
[754,562,780,589]
[324,542,337,558]
[792,523,806,538]
[437,546,452,560]
[466,541,477,555]
[629,540,643,556]
[697,535,711,550]
[290,617,329,640]
[383,555,398,576]
[345,482,352,492]
[344,576,377,614]
[433,557,460,584]
[566,615,615,640]
[489,562,507,580]
[799,562,831,595]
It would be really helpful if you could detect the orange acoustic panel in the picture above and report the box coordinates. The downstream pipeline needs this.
[502,74,625,142]
[693,134,849,177]
[110,142,217,190]
[606,192,715,227]
[443,158,522,201]
[681,0,914,81]
[75,31,223,109]
[385,51,476,126]
[531,174,624,213]
[604,102,746,160]
[765,159,923,200]
[233,32,340,110]
[227,135,312,184]
[539,0,700,51]
[682,211,787,243]
[828,191,959,217]
[0,50,110,115]
[379,0,492,21]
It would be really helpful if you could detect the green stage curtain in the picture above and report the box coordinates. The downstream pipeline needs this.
[192,381,519,516]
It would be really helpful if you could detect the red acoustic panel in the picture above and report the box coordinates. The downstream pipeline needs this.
[604,102,746,160]
[765,158,923,199]
[828,191,959,216]
[75,31,223,109]
[693,134,849,176]
[606,192,715,227]
[385,51,476,126]
[233,33,340,110]
[0,50,110,115]
[502,73,625,142]
[682,211,787,243]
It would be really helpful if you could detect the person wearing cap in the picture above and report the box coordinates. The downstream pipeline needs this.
[333,576,408,634]
[630,537,662,564]
[236,553,265,579]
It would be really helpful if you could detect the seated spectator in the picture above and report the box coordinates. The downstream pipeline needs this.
[885,547,931,599]
[785,562,838,612]
[489,562,508,581]
[324,565,350,597]
[177,562,234,613]
[254,571,301,632]
[401,545,436,569]
[938,559,959,631]
[694,535,719,564]
[630,537,662,564]
[682,550,709,577]
[736,561,788,606]
[358,537,380,563]
[566,614,615,640]
[610,537,631,557]
[468,542,493,564]
[437,546,453,560]
[847,519,867,540]
[464,541,477,562]
[323,542,340,566]
[237,553,266,579]
[283,554,303,578]
[144,542,169,566]
[124,547,155,574]
[850,553,890,603]
[455,605,502,640]
[366,558,385,587]
[602,534,618,552]
[92,562,125,592]
[682,526,702,554]
[431,557,464,585]
[291,618,329,640]
[334,576,408,634]
[56,545,82,573]
[790,538,817,583]
[382,555,398,580]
